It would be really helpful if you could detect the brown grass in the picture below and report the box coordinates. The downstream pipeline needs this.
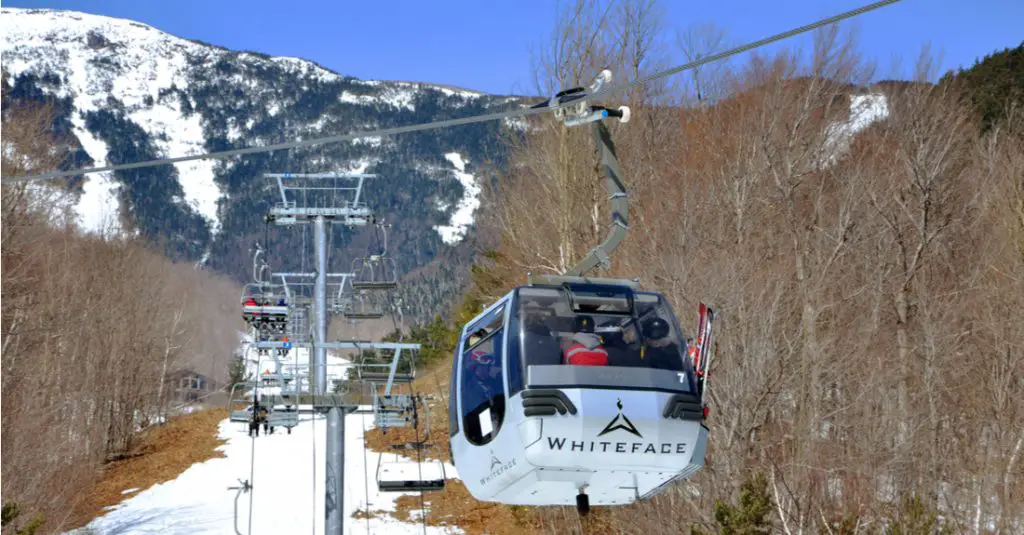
[389,480,619,535]
[392,480,542,535]
[65,408,229,530]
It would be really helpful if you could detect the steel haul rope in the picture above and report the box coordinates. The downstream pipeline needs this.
[4,0,902,184]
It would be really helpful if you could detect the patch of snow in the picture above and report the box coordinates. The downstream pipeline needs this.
[433,153,481,246]
[379,86,416,111]
[69,115,122,234]
[339,86,415,111]
[121,487,140,495]
[308,115,332,132]
[67,414,461,535]
[437,86,482,100]
[502,116,530,132]
[821,92,889,167]
[351,136,382,147]
[339,90,377,106]
[225,119,244,142]
[271,56,342,84]
[345,158,376,175]
[850,94,888,130]
[129,99,221,234]
[1,7,224,234]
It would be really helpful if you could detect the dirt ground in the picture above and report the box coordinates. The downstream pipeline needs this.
[65,408,229,531]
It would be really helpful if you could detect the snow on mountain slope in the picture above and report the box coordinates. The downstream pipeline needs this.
[2,7,513,256]
[434,152,481,245]
[66,415,461,535]
[66,116,122,233]
[822,92,889,167]
[2,7,223,234]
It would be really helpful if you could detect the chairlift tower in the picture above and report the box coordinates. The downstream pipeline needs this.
[264,171,375,535]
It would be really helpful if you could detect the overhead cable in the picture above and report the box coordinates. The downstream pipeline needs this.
[3,0,900,183]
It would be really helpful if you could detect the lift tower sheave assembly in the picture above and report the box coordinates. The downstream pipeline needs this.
[265,171,375,535]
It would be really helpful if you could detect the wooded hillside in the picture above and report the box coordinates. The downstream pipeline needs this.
[1,94,244,534]
[454,2,1024,532]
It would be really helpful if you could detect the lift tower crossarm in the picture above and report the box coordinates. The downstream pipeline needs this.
[265,172,376,224]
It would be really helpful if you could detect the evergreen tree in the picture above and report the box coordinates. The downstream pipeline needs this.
[941,42,1024,133]
[694,472,774,535]
[2,503,44,535]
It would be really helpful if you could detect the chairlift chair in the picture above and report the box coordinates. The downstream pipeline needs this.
[351,254,399,291]
[227,382,257,423]
[342,293,385,321]
[371,390,415,429]
[358,347,418,429]
[375,396,447,492]
[280,374,299,396]
[266,404,299,434]
[241,284,289,336]
[357,347,417,384]
[376,450,447,493]
[330,293,353,315]
[365,376,416,429]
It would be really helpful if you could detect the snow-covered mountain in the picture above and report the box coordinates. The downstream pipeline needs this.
[2,7,528,317]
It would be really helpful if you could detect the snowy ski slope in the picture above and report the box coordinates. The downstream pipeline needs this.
[67,412,460,535]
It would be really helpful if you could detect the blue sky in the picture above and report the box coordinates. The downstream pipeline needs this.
[5,0,1021,95]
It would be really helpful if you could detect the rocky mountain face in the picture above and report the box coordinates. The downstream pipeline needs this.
[2,7,530,319]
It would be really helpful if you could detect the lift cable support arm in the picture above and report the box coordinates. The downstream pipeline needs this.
[564,119,629,277]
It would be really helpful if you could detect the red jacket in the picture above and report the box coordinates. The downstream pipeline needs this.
[565,343,609,366]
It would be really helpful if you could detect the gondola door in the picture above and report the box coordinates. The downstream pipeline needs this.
[455,298,510,447]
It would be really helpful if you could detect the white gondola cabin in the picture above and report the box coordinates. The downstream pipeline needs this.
[449,68,717,515]
[449,275,714,513]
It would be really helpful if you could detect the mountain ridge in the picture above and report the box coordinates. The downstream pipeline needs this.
[2,6,528,319]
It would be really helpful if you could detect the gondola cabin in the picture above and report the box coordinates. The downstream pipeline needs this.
[449,274,714,513]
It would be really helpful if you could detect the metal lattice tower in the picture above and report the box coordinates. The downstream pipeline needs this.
[264,171,375,535]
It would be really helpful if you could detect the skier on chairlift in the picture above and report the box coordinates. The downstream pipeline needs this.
[249,401,262,437]
[261,405,274,435]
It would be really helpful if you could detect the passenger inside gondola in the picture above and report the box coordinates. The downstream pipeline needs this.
[462,343,505,442]
[521,301,562,366]
[515,286,690,373]
[563,315,609,366]
[639,317,683,370]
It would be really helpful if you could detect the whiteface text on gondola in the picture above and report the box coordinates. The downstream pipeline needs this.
[545,437,689,455]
